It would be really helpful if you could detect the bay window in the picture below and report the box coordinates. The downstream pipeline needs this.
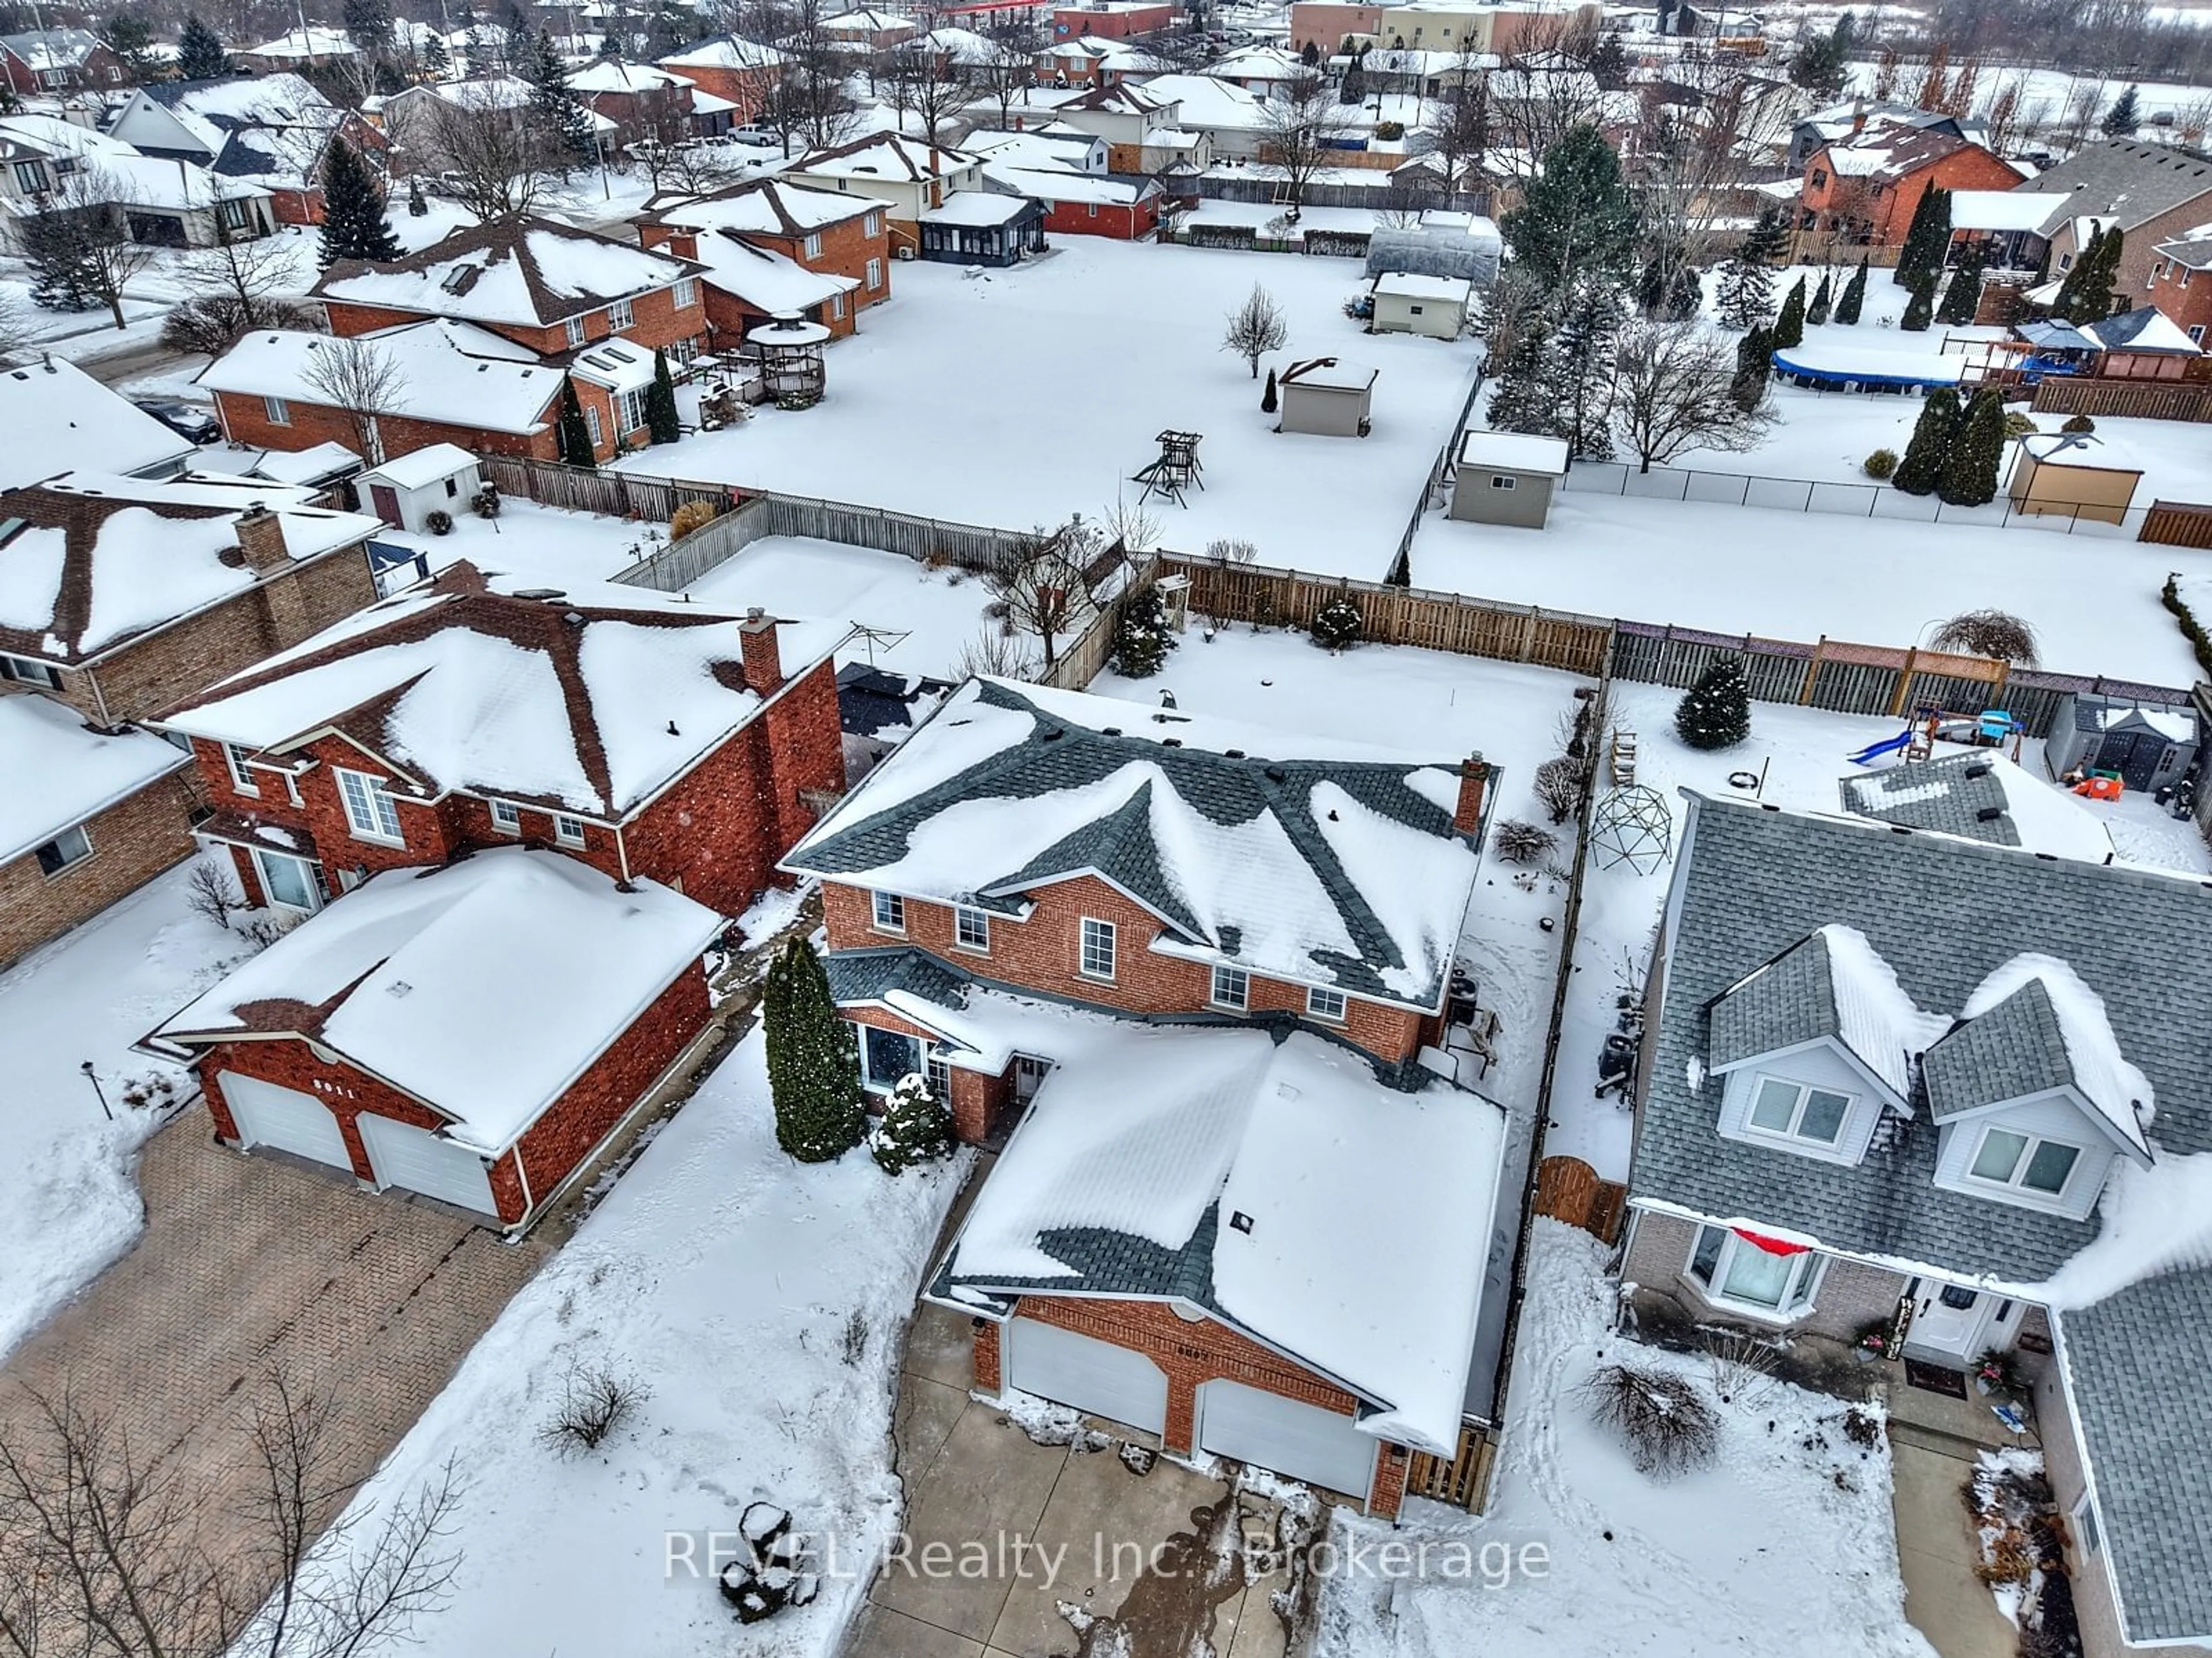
[1687,1226,1823,1317]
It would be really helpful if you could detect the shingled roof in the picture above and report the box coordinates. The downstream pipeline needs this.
[312,214,702,329]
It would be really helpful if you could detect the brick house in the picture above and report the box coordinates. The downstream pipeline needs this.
[567,58,737,142]
[781,134,987,256]
[0,693,195,970]
[654,35,786,123]
[2150,221,2212,344]
[1622,786,2212,1658]
[1049,81,1185,173]
[981,164,1161,238]
[0,28,126,93]
[107,74,380,225]
[781,677,1514,1513]
[1799,124,2022,248]
[2010,141,2212,313]
[1050,1,1172,40]
[1287,0,1383,53]
[636,178,890,343]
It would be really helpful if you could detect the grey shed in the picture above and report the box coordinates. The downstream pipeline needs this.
[2043,693,2197,795]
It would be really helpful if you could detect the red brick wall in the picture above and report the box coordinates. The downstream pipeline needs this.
[213,388,562,464]
[1037,195,1157,240]
[821,876,1427,1064]
[2149,259,2212,339]
[1052,2,1172,37]
[946,1063,1014,1142]
[1802,144,2023,246]
[0,771,197,970]
[662,60,776,122]
[322,281,707,358]
[999,1296,1406,1516]
[640,208,890,343]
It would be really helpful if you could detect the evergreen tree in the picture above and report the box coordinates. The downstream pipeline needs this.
[1805,268,1832,326]
[1893,184,1951,289]
[1835,257,1869,324]
[2051,225,2099,320]
[423,32,452,73]
[1771,276,1807,348]
[1483,323,1559,437]
[177,13,228,78]
[1111,585,1177,677]
[869,1072,953,1175]
[1892,386,1962,495]
[1938,389,2005,507]
[1787,12,1853,96]
[317,138,401,268]
[1936,244,1984,326]
[1715,205,1787,329]
[764,938,864,1163]
[105,11,159,78]
[2103,84,2141,136]
[1899,270,1936,331]
[1731,324,1772,413]
[645,347,680,444]
[2055,225,2124,323]
[1547,275,1622,458]
[1338,50,1365,104]
[407,174,428,215]
[1586,29,1629,90]
[529,29,596,161]
[1300,39,1319,65]
[556,377,596,465]
[1498,123,1638,297]
[1260,366,1277,412]
[1674,657,1751,750]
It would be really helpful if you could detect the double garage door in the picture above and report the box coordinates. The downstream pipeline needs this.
[1002,1316,1377,1502]
[219,1072,499,1216]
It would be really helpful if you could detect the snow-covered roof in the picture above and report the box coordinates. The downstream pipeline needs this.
[920,190,1039,226]
[685,230,857,313]
[932,1018,1507,1455]
[0,694,191,867]
[2018,430,2145,472]
[2083,305,2202,356]
[313,215,700,328]
[1771,342,1964,387]
[196,322,566,435]
[1839,751,2113,863]
[656,33,786,70]
[790,132,980,184]
[1459,428,1567,475]
[1281,356,1377,392]
[0,356,194,493]
[184,441,365,488]
[0,28,106,71]
[243,25,358,59]
[645,176,876,236]
[138,71,331,148]
[1375,270,1473,304]
[982,164,1149,206]
[1709,923,1944,1102]
[820,6,914,32]
[1122,72,1264,131]
[960,128,1103,170]
[101,150,274,208]
[358,442,478,491]
[0,473,378,666]
[157,561,843,820]
[1948,188,2056,233]
[147,848,719,1153]
[785,678,1486,1010]
[566,58,695,94]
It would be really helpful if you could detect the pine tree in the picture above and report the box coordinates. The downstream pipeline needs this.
[1260,366,1277,413]
[1938,389,2005,507]
[529,29,595,161]
[764,937,864,1163]
[1338,50,1365,104]
[1551,275,1622,459]
[1936,244,1984,326]
[645,347,680,443]
[1893,185,1952,290]
[1483,323,1559,438]
[1771,276,1808,348]
[1498,123,1639,297]
[2103,84,2141,136]
[177,13,228,78]
[1731,324,1772,413]
[1111,585,1176,677]
[423,32,452,73]
[2056,225,2124,323]
[1715,206,1787,330]
[1586,29,1628,90]
[869,1072,953,1175]
[1893,386,1962,495]
[1675,657,1751,750]
[1805,268,1833,326]
[556,377,596,466]
[1835,257,1869,325]
[1900,270,1936,331]
[317,138,401,268]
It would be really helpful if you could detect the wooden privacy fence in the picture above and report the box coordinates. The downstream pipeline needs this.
[2029,379,2212,423]
[1405,1422,1501,1512]
[1533,1155,1628,1244]
[2142,500,2212,549]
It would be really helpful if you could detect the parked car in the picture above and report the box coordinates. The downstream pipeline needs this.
[132,399,221,444]
[729,123,781,147]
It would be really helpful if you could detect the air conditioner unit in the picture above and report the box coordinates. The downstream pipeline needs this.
[895,245,916,260]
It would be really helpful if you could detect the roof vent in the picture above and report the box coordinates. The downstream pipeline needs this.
[1162,737,1182,747]
[1975,806,2005,821]
[1264,765,1286,782]
[1101,726,1122,736]
[565,611,584,626]
[1224,748,1244,758]
[1228,1211,1254,1234]
[512,586,566,600]
[1963,761,1992,778]
[1040,726,1064,741]
[385,980,414,997]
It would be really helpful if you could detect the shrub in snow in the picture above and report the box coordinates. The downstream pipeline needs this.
[1899,270,1936,332]
[1674,657,1752,751]
[1580,1361,1719,1477]
[425,509,453,536]
[1532,757,1588,825]
[1206,536,1259,564]
[160,293,319,356]
[869,1072,953,1175]
[1938,390,2006,508]
[2002,410,2037,440]
[1111,586,1178,678]
[2061,413,2096,434]
[539,1361,649,1456]
[1805,268,1832,326]
[1770,276,1806,349]
[1834,257,1868,325]
[472,483,502,519]
[1310,595,1362,651]
[1493,818,1558,864]
[185,862,243,929]
[719,1504,817,1623]
[1260,366,1278,413]
[764,937,864,1163]
[1892,386,1962,496]
[670,499,719,541]
[1862,447,1897,480]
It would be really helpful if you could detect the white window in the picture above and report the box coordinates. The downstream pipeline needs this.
[489,799,521,833]
[954,905,989,951]
[1745,1077,1852,1147]
[1489,473,1517,490]
[1307,985,1347,1022]
[1210,963,1249,1010]
[565,314,587,346]
[222,741,259,796]
[831,292,847,320]
[1687,1226,1824,1317]
[0,652,62,688]
[861,1023,922,1091]
[2073,1492,2101,1556]
[615,386,648,432]
[803,232,823,259]
[553,813,586,847]
[584,404,604,446]
[252,847,319,911]
[34,824,92,877]
[674,277,697,307]
[925,1049,953,1099]
[1079,916,1116,980]
[2193,324,2207,344]
[866,256,883,290]
[336,768,404,843]
[607,297,634,329]
[263,395,290,425]
[1968,1126,2084,1197]
[863,211,882,237]
[872,890,906,932]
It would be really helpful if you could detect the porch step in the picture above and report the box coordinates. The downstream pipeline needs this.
[1885,1416,2035,1462]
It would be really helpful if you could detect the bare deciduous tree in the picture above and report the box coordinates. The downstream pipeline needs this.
[1221,282,1287,378]
[733,0,863,155]
[880,7,976,142]
[0,289,30,366]
[408,85,559,220]
[972,13,1044,129]
[303,337,406,465]
[987,525,1099,670]
[1611,318,1777,475]
[1419,55,1490,196]
[1255,70,1350,219]
[167,202,315,356]
[1929,608,2040,665]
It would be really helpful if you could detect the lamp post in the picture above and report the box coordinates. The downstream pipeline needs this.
[80,1061,113,1122]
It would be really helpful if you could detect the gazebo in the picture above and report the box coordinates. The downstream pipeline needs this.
[750,314,830,408]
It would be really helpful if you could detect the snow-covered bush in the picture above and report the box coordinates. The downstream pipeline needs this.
[869,1072,953,1175]
[1532,756,1589,825]
[1929,607,2039,666]
[425,509,453,536]
[1580,1361,1719,1477]
[1493,818,1558,864]
[1862,447,1897,480]
[1674,657,1752,751]
[1111,586,1178,678]
[1310,594,1362,651]
[2002,410,2038,440]
[472,483,502,519]
[2061,413,2096,434]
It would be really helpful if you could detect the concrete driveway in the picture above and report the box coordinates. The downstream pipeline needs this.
[0,1112,547,1546]
[846,1302,1302,1658]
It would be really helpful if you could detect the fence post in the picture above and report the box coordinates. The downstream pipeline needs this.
[1801,639,1825,706]
[1889,648,1917,718]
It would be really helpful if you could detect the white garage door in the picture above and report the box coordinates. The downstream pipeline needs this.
[1196,1380,1378,1501]
[357,1113,498,1215]
[219,1071,353,1171]
[1005,1318,1168,1437]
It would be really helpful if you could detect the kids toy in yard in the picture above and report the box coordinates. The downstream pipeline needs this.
[1133,429,1206,507]
[1846,729,1914,767]
[2070,770,2125,801]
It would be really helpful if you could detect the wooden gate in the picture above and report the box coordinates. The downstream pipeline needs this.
[1404,1421,1499,1511]
[1533,1155,1628,1243]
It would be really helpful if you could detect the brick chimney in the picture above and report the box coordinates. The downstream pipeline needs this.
[234,503,289,574]
[1455,753,1488,837]
[740,607,783,693]
[1850,97,1867,136]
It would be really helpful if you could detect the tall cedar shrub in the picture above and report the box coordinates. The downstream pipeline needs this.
[1893,386,1963,495]
[645,347,681,444]
[1805,268,1832,326]
[764,937,864,1163]
[317,138,400,268]
[1899,270,1936,331]
[1939,389,2006,507]
[1731,324,1773,412]
[555,377,596,466]
[1893,184,1950,290]
[1835,257,1868,324]
[1937,245,1984,326]
[1675,657,1752,750]
[1260,366,1277,413]
[1771,276,1807,348]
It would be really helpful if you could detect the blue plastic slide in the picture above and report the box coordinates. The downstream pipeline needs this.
[1846,730,1912,767]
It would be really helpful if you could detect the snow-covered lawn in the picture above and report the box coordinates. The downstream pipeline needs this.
[622,238,1481,582]
[688,536,1005,680]
[291,1027,967,1657]
[0,855,248,1360]
[1318,1221,1936,1658]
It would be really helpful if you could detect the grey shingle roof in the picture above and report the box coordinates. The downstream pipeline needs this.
[2009,138,2212,237]
[1633,796,2212,1281]
[1840,752,2020,847]
[2062,1266,2212,1644]
[823,947,968,1014]
[1922,981,2072,1122]
[1707,932,1840,1072]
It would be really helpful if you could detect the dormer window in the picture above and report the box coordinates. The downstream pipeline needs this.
[1967,1127,2083,1198]
[1746,1077,1851,1147]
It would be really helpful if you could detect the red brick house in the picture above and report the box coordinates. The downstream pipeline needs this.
[637,178,890,343]
[567,58,737,142]
[0,28,126,93]
[982,164,1161,239]
[654,35,786,123]
[2150,221,2212,344]
[781,677,1512,1512]
[1799,124,2022,248]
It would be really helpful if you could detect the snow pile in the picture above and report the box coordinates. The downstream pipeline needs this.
[2029,1151,2212,1311]
[1962,954,2153,1148]
[1815,924,1949,1100]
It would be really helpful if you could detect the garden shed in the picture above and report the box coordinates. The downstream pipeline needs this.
[1278,358,1377,438]
[1449,430,1569,529]
[2045,693,2197,794]
[1370,271,1474,339]
[2005,431,2143,526]
[355,443,482,532]
[1363,215,1501,291]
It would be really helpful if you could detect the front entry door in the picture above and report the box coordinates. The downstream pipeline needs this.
[1905,1278,1993,1361]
